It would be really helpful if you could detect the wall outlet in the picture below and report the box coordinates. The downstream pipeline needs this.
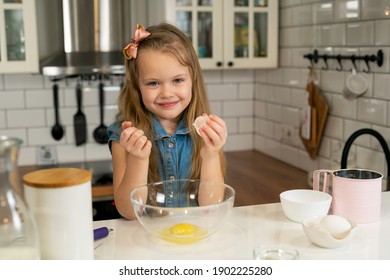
[37,146,58,166]
[281,124,296,145]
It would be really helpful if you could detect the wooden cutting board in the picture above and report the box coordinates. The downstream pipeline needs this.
[300,81,329,160]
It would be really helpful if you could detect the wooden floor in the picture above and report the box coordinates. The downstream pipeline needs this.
[225,150,310,207]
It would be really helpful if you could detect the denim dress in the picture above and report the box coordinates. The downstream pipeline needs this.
[107,116,195,207]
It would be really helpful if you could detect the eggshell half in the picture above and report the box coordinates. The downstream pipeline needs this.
[193,115,210,136]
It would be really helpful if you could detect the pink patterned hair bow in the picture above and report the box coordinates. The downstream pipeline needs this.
[123,24,151,60]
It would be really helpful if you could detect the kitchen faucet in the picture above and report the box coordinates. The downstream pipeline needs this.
[341,128,390,191]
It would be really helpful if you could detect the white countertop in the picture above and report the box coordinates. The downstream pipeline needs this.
[93,192,390,260]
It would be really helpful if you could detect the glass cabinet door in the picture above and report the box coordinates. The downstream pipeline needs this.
[172,0,223,69]
[0,0,39,73]
[165,0,277,69]
[1,0,25,62]
[4,8,25,61]
[225,0,277,68]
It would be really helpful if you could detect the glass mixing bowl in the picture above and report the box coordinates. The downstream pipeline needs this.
[130,179,235,244]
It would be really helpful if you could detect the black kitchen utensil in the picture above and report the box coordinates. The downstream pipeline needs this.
[93,82,108,144]
[51,83,64,141]
[73,83,87,146]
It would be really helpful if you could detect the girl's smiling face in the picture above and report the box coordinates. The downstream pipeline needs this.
[137,49,192,132]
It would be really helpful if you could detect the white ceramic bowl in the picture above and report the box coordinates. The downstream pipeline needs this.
[130,179,235,244]
[280,189,332,222]
[302,215,356,248]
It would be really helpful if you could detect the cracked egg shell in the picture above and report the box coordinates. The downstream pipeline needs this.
[193,115,210,136]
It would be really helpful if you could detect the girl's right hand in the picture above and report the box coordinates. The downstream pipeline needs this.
[119,121,152,159]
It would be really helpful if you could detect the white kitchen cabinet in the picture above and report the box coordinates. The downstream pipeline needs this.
[148,0,278,69]
[0,0,39,73]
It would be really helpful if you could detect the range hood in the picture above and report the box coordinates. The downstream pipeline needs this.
[40,0,131,78]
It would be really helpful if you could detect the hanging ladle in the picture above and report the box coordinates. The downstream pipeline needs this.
[93,81,108,144]
[51,83,64,141]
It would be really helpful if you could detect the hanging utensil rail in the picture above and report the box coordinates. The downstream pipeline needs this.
[303,49,384,73]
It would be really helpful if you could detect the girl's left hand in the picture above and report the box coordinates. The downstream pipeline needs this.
[199,114,227,158]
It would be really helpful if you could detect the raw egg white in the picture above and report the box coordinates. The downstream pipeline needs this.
[318,215,352,239]
[193,115,210,136]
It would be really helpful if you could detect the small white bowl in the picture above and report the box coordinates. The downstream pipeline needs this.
[302,215,356,249]
[280,189,332,223]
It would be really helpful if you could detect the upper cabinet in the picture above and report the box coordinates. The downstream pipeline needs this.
[149,0,278,70]
[0,0,39,73]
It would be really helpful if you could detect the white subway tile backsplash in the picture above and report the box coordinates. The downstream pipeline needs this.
[207,84,238,100]
[0,90,25,109]
[222,69,254,83]
[273,86,291,105]
[203,70,223,83]
[320,24,346,46]
[290,88,307,108]
[225,118,238,134]
[282,107,300,126]
[255,118,274,138]
[254,100,267,118]
[361,0,389,20]
[291,48,311,68]
[356,145,385,175]
[280,7,293,27]
[313,2,334,24]
[223,100,253,117]
[225,134,253,151]
[279,48,292,67]
[210,101,222,116]
[334,0,360,21]
[0,111,5,128]
[331,93,357,118]
[357,98,387,125]
[265,69,283,84]
[375,20,390,45]
[320,70,345,93]
[86,143,112,161]
[238,83,254,99]
[372,125,390,151]
[19,146,38,166]
[373,73,390,100]
[25,88,52,108]
[256,84,274,101]
[28,127,66,146]
[239,117,254,133]
[324,116,343,139]
[0,75,4,89]
[343,118,372,145]
[347,21,374,46]
[282,68,302,87]
[280,0,301,8]
[292,5,313,26]
[265,103,282,122]
[7,109,46,128]
[57,145,86,163]
[4,74,44,89]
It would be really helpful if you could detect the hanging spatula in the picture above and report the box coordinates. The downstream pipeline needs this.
[73,83,87,146]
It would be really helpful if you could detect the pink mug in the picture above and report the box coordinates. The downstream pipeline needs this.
[313,169,383,224]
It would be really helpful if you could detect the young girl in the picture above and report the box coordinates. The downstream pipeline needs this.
[108,23,227,220]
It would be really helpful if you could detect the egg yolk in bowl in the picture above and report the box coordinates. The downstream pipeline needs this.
[159,223,208,244]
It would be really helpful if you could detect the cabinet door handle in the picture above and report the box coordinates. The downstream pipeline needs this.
[216,61,223,67]
[228,61,234,67]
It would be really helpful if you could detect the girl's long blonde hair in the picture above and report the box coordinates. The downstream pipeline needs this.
[117,22,226,183]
